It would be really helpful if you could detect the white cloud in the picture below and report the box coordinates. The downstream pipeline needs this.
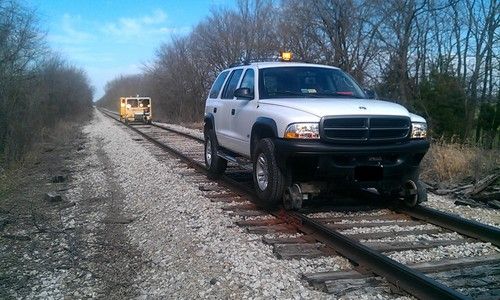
[48,14,93,45]
[101,9,173,39]
[142,9,167,25]
[45,9,190,101]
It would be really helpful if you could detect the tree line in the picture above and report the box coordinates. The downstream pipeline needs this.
[0,0,93,167]
[97,0,499,147]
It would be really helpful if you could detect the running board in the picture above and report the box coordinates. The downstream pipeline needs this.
[217,151,252,171]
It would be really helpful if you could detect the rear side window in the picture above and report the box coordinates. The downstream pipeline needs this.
[209,71,229,98]
[221,69,243,99]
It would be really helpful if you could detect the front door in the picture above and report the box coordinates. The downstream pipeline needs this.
[229,68,256,156]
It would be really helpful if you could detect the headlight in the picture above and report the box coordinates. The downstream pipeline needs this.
[284,123,320,139]
[411,122,427,139]
[126,104,131,109]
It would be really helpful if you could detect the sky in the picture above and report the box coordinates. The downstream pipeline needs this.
[26,0,233,101]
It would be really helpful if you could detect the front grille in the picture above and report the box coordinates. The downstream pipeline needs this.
[321,116,410,143]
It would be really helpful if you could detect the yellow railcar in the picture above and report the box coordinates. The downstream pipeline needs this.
[119,96,152,124]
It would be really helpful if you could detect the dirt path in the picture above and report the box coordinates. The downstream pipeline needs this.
[0,113,143,299]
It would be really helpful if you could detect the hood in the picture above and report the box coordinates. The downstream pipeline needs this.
[258,98,410,118]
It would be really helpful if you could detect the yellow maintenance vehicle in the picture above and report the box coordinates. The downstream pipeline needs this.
[119,96,152,124]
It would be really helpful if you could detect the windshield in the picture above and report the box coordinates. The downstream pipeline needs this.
[259,67,366,99]
[127,99,139,107]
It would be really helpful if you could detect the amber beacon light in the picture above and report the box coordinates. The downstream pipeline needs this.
[280,51,293,61]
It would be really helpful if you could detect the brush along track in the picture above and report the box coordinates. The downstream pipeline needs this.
[99,108,500,299]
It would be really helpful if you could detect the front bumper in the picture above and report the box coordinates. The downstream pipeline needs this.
[133,113,151,121]
[273,138,429,188]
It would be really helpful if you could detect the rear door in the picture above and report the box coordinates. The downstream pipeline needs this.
[205,70,230,140]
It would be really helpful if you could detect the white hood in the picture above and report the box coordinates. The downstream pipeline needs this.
[258,98,411,118]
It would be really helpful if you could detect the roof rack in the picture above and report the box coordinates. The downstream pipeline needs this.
[227,54,314,68]
[228,54,285,68]
[228,60,251,68]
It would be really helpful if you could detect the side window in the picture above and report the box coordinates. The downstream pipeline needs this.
[209,71,229,98]
[221,69,243,99]
[239,69,255,96]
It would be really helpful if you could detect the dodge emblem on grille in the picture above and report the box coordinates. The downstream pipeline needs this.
[359,106,367,110]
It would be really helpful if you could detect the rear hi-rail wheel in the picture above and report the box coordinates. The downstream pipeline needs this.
[400,180,427,207]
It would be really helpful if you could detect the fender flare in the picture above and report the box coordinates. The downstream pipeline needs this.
[251,117,278,137]
[250,117,279,157]
[204,113,215,136]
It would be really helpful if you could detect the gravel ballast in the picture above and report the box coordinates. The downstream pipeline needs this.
[3,110,498,299]
[86,111,423,299]
[424,194,500,227]
[23,110,493,299]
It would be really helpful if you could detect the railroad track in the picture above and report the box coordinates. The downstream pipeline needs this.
[98,108,500,300]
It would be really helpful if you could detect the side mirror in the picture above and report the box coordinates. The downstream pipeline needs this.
[234,87,253,100]
[364,89,377,99]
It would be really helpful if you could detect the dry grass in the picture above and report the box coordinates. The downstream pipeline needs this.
[0,117,87,201]
[421,141,499,185]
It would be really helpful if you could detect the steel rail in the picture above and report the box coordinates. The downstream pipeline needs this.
[152,122,203,143]
[398,205,500,247]
[143,113,500,247]
[98,108,477,299]
[99,108,205,171]
[98,107,203,142]
[148,114,500,249]
[292,212,468,300]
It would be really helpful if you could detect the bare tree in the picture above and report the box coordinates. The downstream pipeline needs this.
[96,0,499,145]
[1,0,93,165]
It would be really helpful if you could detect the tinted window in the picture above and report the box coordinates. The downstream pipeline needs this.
[239,69,255,96]
[259,67,365,99]
[221,69,243,99]
[209,71,229,98]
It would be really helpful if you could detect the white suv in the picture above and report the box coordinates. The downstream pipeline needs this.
[204,60,429,209]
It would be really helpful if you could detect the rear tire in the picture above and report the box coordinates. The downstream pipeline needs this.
[204,129,227,178]
[252,138,287,205]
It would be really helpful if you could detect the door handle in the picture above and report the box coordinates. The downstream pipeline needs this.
[213,107,217,113]
[231,109,235,115]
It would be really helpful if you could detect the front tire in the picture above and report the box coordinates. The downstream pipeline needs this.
[252,138,288,205]
[204,129,227,178]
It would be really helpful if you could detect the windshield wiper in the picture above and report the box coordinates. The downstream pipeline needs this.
[271,90,306,97]
[313,91,364,99]
[269,90,364,99]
